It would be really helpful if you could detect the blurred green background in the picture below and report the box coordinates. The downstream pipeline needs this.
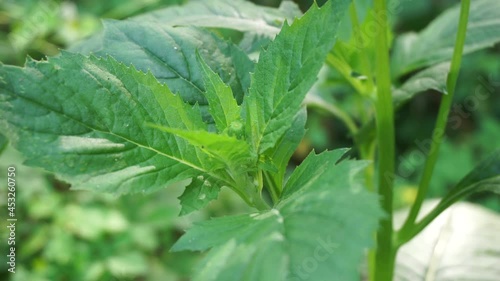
[0,0,499,280]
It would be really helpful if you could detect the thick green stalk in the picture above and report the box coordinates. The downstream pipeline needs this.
[372,0,396,280]
[398,0,471,238]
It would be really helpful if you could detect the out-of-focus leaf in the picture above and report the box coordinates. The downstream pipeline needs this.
[439,149,500,208]
[393,63,450,106]
[354,63,450,151]
[0,52,229,195]
[395,200,500,281]
[392,0,500,77]
[70,20,254,122]
[57,205,128,239]
[172,149,382,281]
[107,252,148,277]
[132,0,301,37]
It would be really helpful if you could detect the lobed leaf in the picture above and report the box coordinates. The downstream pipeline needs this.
[244,0,350,154]
[172,149,382,281]
[178,176,221,216]
[196,52,241,133]
[0,52,228,195]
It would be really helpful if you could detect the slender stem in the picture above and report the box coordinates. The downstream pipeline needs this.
[397,199,451,246]
[263,171,280,204]
[372,0,396,279]
[397,178,482,246]
[304,96,359,134]
[326,53,366,94]
[249,171,271,211]
[399,0,471,236]
[230,169,270,211]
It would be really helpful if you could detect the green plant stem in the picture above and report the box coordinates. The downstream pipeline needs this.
[326,53,365,94]
[250,170,271,210]
[304,96,359,134]
[397,196,458,246]
[252,194,271,211]
[372,0,395,280]
[263,171,280,204]
[398,0,471,238]
[349,2,375,95]
[397,173,483,246]
[230,170,270,211]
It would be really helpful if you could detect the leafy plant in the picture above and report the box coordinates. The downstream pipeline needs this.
[1,0,499,280]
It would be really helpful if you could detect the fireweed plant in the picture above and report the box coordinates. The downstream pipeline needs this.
[1,0,499,280]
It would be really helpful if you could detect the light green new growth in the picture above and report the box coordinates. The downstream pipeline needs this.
[244,0,351,154]
[196,52,241,133]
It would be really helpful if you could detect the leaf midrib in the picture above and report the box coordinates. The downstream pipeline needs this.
[119,28,206,99]
[9,77,229,186]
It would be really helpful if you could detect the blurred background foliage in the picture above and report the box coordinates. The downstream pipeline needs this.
[0,0,499,280]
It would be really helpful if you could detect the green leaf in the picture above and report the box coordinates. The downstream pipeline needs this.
[395,200,500,281]
[196,52,241,133]
[178,176,220,216]
[280,148,350,198]
[393,62,450,106]
[244,0,351,153]
[0,52,228,194]
[392,0,500,77]
[172,149,382,281]
[132,0,301,37]
[441,149,500,207]
[147,125,254,167]
[264,108,306,193]
[70,20,254,123]
[354,63,451,152]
